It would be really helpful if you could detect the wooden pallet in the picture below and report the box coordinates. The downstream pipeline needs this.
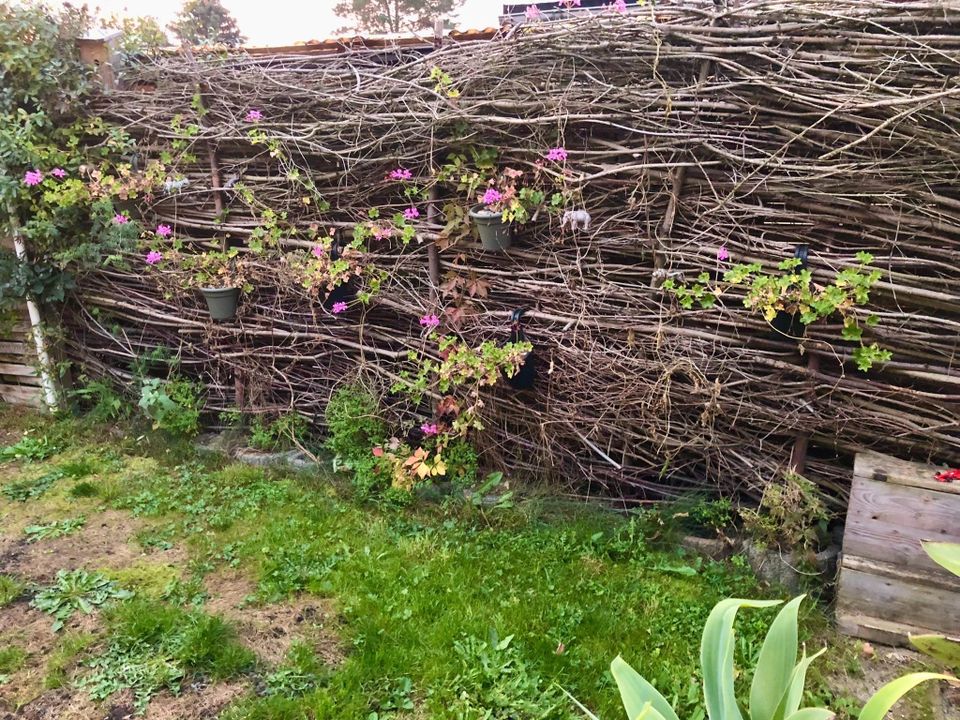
[0,318,44,408]
[837,450,960,646]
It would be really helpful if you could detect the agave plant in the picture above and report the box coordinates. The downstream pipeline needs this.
[910,542,960,669]
[576,595,952,720]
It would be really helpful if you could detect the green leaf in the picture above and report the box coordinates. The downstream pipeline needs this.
[701,599,781,720]
[922,542,960,577]
[858,673,951,720]
[750,596,804,720]
[773,647,827,720]
[784,709,835,720]
[910,634,960,669]
[610,656,680,720]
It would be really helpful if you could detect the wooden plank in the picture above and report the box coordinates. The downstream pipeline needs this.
[841,554,960,594]
[843,476,960,572]
[0,383,43,408]
[855,449,960,495]
[0,362,37,377]
[835,613,941,647]
[836,564,960,636]
[2,375,42,387]
[0,341,27,356]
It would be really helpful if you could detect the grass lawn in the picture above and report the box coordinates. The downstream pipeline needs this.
[0,408,945,719]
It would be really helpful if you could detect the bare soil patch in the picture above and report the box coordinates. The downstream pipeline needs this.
[0,510,186,584]
[204,569,344,666]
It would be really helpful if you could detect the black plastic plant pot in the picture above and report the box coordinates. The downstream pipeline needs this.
[469,205,512,251]
[200,287,240,321]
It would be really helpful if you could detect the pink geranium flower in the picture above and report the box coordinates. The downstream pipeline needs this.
[388,167,413,181]
[145,250,163,265]
[717,246,730,261]
[244,109,263,122]
[612,0,628,12]
[331,301,348,314]
[482,188,503,206]
[114,214,129,225]
[156,224,172,237]
[23,170,42,186]
[420,423,439,437]
[525,4,542,19]
[419,314,440,328]
[312,245,325,258]
[404,207,420,220]
[51,168,67,179]
[546,147,568,162]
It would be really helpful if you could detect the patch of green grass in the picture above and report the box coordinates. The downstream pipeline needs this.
[0,645,27,674]
[31,569,134,631]
[44,631,97,689]
[0,574,25,607]
[264,641,329,698]
[24,515,86,541]
[99,562,179,599]
[68,480,99,498]
[80,598,255,712]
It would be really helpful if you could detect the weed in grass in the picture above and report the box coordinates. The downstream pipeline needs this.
[68,480,99,498]
[24,516,86,541]
[44,631,96,689]
[2,469,64,502]
[32,569,134,631]
[0,574,25,606]
[265,641,329,698]
[0,645,27,675]
[81,598,255,711]
[0,434,59,462]
[441,630,576,719]
[367,676,416,717]
[160,576,208,608]
[220,694,315,720]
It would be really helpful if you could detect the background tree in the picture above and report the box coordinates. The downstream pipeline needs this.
[334,0,465,34]
[168,0,244,47]
[103,14,169,54]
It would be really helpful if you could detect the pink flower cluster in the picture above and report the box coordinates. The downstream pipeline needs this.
[23,170,43,186]
[156,224,172,238]
[420,422,439,437]
[312,245,325,258]
[404,207,420,221]
[525,4,542,19]
[717,246,730,261]
[244,109,263,122]
[145,250,163,265]
[482,188,503,206]
[546,147,568,162]
[388,167,413,181]
[114,214,129,225]
[51,168,67,179]
[612,0,628,11]
[332,301,348,314]
[419,314,440,328]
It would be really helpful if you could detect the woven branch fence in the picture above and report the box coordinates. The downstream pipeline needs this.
[64,0,960,506]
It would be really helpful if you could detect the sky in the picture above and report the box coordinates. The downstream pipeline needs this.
[72,0,506,46]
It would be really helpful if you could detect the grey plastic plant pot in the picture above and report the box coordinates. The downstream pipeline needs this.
[200,287,240,321]
[469,205,512,251]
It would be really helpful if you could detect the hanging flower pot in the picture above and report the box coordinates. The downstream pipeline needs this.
[200,286,240,321]
[469,205,513,251]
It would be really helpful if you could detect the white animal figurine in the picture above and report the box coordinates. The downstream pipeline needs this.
[561,209,591,232]
[163,178,191,194]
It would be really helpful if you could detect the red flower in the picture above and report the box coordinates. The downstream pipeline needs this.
[372,446,384,458]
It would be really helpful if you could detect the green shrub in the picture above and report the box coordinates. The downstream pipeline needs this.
[740,472,829,552]
[325,383,387,462]
[71,378,128,422]
[249,412,312,452]
[138,376,202,436]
